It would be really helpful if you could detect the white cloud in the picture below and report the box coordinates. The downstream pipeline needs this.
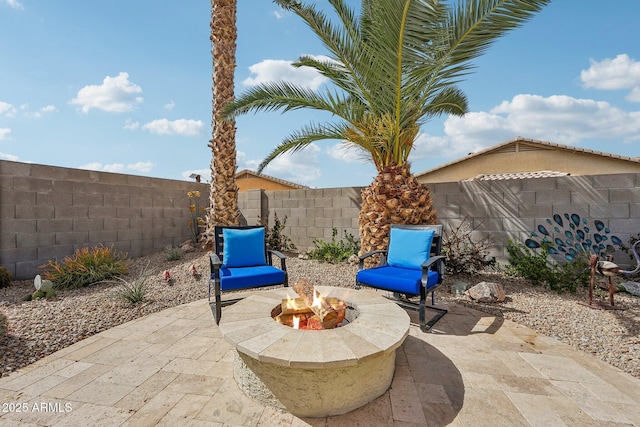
[326,143,366,163]
[0,101,16,117]
[182,168,211,183]
[123,119,139,130]
[79,161,155,174]
[261,143,322,184]
[0,128,12,140]
[409,133,482,162]
[242,57,329,91]
[70,72,143,113]
[25,104,58,118]
[236,151,263,171]
[141,118,205,137]
[581,54,640,102]
[164,100,175,110]
[0,152,19,161]
[408,92,640,161]
[5,0,23,10]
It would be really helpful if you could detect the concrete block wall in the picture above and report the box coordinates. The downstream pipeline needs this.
[2,158,638,279]
[429,173,640,268]
[1,160,209,279]
[241,187,362,250]
[239,173,640,269]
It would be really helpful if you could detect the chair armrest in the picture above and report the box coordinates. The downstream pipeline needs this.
[421,255,445,284]
[267,250,287,271]
[421,255,445,269]
[209,253,222,272]
[358,250,388,270]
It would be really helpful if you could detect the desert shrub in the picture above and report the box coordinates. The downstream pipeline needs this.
[262,213,296,252]
[308,228,360,263]
[163,245,183,261]
[112,264,150,304]
[441,219,496,274]
[505,239,588,293]
[0,266,11,288]
[41,245,128,289]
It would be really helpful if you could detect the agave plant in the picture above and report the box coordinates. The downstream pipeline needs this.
[525,213,624,262]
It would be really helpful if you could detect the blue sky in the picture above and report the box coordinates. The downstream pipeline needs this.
[1,1,639,189]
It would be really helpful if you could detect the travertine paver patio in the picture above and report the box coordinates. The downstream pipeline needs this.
[1,289,639,426]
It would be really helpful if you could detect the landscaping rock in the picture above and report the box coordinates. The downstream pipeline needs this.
[620,281,640,297]
[466,281,506,303]
[451,280,469,295]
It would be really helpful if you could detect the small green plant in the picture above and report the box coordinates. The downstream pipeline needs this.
[163,245,183,261]
[262,212,296,252]
[308,228,360,263]
[505,239,588,293]
[111,264,150,304]
[187,190,205,243]
[442,218,496,274]
[0,266,11,288]
[40,245,129,289]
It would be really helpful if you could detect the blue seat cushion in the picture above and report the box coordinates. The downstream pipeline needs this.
[387,228,435,269]
[216,265,285,291]
[356,266,440,295]
[222,228,267,268]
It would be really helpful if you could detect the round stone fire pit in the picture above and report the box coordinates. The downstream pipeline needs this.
[218,286,410,417]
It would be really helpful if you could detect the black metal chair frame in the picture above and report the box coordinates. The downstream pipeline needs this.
[356,224,447,332]
[209,225,288,324]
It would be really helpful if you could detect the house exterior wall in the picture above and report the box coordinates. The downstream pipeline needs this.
[2,159,639,279]
[418,149,640,184]
[236,175,301,192]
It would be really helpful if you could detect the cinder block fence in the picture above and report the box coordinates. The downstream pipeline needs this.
[2,159,639,279]
[1,160,209,279]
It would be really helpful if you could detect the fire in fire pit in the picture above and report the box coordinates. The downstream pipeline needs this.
[271,279,354,329]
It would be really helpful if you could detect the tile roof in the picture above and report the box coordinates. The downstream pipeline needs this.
[463,171,570,181]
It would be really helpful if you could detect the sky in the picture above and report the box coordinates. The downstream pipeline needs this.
[1,1,639,189]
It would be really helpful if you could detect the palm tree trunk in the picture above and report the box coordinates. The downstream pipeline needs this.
[359,163,437,263]
[203,0,240,248]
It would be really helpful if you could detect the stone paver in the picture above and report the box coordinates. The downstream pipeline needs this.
[1,296,639,426]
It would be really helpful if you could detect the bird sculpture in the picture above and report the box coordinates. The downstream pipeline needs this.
[588,240,640,308]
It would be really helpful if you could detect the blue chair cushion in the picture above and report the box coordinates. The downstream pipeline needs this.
[387,228,435,269]
[222,228,267,268]
[356,266,440,295]
[216,265,285,291]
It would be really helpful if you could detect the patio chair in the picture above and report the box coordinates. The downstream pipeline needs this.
[209,225,288,324]
[355,224,447,331]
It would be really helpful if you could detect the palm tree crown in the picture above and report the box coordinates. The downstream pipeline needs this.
[223,0,550,174]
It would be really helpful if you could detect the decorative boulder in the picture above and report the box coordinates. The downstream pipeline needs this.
[466,281,506,303]
[451,280,470,295]
[619,281,640,297]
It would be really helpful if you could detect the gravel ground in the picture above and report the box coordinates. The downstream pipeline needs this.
[1,249,639,379]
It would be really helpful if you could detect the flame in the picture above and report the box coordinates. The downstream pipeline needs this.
[285,295,296,310]
[312,288,322,310]
[292,316,300,329]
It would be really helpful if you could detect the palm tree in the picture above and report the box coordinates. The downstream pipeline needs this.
[203,0,240,248]
[222,0,550,256]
